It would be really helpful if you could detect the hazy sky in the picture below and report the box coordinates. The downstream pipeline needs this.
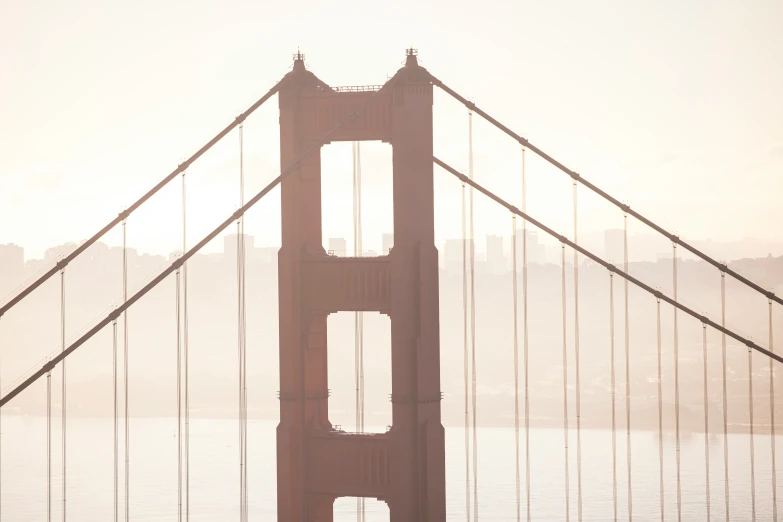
[2,0,782,260]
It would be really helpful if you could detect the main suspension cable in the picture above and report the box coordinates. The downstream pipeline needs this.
[436,158,783,352]
[656,297,664,521]
[673,243,682,521]
[702,323,711,521]
[462,178,471,522]
[623,212,633,522]
[573,181,583,522]
[0,80,283,320]
[468,110,479,521]
[770,298,778,522]
[561,243,570,522]
[182,170,190,522]
[428,76,783,309]
[721,272,729,521]
[60,268,66,522]
[521,148,531,522]
[512,215,521,522]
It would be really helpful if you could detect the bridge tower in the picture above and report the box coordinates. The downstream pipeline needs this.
[276,49,446,521]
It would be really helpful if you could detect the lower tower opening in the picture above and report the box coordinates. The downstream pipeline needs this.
[327,311,392,433]
[333,497,390,521]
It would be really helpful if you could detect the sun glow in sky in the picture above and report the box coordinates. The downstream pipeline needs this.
[2,0,782,260]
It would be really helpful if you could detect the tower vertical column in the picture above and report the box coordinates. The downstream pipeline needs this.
[388,52,446,522]
[277,55,329,522]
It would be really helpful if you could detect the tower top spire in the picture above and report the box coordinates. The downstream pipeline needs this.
[405,47,418,66]
[293,48,305,71]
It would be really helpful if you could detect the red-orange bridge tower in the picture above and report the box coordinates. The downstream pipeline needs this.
[276,50,446,521]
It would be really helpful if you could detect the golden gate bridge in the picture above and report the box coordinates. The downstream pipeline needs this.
[0,48,780,521]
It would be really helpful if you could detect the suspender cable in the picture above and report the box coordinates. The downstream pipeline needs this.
[176,269,183,522]
[609,272,617,522]
[60,268,66,522]
[521,148,531,522]
[748,341,757,522]
[720,272,729,521]
[512,215,521,522]
[656,298,664,521]
[182,171,190,522]
[237,123,248,522]
[352,141,366,521]
[770,298,777,522]
[358,143,365,522]
[462,178,471,522]
[0,319,2,520]
[561,243,570,522]
[0,317,2,522]
[353,141,360,520]
[47,361,52,522]
[623,212,633,522]
[572,181,583,522]
[123,219,129,522]
[357,142,364,431]
[702,324,711,521]
[468,110,479,521]
[112,317,118,522]
[236,213,244,522]
[242,126,249,522]
[673,243,682,521]
[358,142,365,521]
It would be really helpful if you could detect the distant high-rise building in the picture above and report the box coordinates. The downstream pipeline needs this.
[224,233,255,259]
[514,229,546,265]
[328,237,347,255]
[0,243,24,274]
[254,247,278,264]
[44,243,77,262]
[604,229,624,264]
[486,235,504,274]
[382,233,394,255]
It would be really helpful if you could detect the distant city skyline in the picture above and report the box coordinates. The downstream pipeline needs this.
[5,227,783,268]
[2,231,782,426]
